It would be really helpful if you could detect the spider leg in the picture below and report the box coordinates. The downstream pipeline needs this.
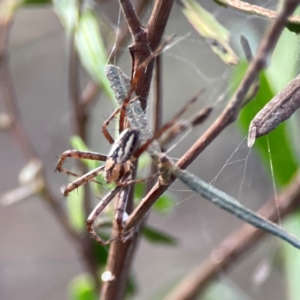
[118,173,159,187]
[55,150,107,174]
[115,187,130,232]
[62,165,105,196]
[87,187,122,245]
[159,106,213,147]
[102,107,121,144]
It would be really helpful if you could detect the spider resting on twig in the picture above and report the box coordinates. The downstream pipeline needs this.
[55,79,202,245]
[55,38,209,245]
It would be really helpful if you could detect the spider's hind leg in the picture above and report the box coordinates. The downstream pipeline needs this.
[87,187,122,245]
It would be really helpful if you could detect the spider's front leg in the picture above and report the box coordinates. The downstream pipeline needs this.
[55,150,107,175]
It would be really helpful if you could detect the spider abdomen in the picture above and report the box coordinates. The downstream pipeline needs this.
[107,129,140,163]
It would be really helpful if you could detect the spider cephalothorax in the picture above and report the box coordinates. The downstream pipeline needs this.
[104,128,140,184]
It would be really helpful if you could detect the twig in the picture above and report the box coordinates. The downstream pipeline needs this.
[222,0,300,26]
[101,2,174,298]
[80,0,151,107]
[0,18,102,289]
[123,0,174,110]
[248,73,300,147]
[163,170,300,300]
[101,204,140,299]
[153,55,163,134]
[69,32,88,140]
[105,64,161,156]
[159,153,300,249]
[103,67,300,247]
[68,20,100,288]
[0,55,82,247]
[124,0,300,232]
[118,0,143,38]
[0,4,13,59]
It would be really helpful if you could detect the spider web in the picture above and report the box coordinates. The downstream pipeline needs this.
[1,0,299,300]
[103,1,300,300]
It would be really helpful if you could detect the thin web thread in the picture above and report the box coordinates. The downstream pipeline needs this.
[267,137,282,227]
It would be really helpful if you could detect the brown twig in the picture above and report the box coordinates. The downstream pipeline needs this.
[0,6,13,59]
[102,51,165,300]
[0,51,83,252]
[124,0,300,232]
[163,170,300,300]
[223,0,300,26]
[0,14,102,290]
[147,54,163,186]
[80,0,151,108]
[126,0,174,110]
[101,1,174,299]
[119,0,143,37]
[153,54,163,134]
[69,30,88,140]
[68,22,101,288]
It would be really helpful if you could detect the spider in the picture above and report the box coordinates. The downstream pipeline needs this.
[55,89,199,245]
[55,41,205,245]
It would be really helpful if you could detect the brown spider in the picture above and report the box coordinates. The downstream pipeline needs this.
[55,40,204,245]
[55,84,203,245]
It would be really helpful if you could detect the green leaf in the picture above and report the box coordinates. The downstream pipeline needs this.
[178,0,238,65]
[142,225,178,245]
[68,274,97,300]
[134,182,145,202]
[66,185,85,233]
[23,0,50,5]
[153,193,175,214]
[201,279,254,300]
[286,22,300,34]
[92,239,109,266]
[53,1,114,100]
[233,61,298,186]
[266,28,300,93]
[137,153,151,170]
[69,135,99,170]
[281,212,300,300]
[126,275,138,298]
[69,135,107,196]
[75,9,113,98]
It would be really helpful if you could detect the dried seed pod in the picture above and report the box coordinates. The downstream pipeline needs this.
[248,74,300,147]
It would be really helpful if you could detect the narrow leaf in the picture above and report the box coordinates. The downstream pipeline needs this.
[167,159,300,250]
[69,135,106,195]
[69,135,99,170]
[202,280,254,300]
[68,274,97,300]
[233,61,298,186]
[23,0,50,5]
[153,193,175,214]
[281,213,300,300]
[75,9,113,98]
[53,1,114,99]
[0,0,19,20]
[66,186,85,233]
[178,0,238,65]
[143,226,178,245]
